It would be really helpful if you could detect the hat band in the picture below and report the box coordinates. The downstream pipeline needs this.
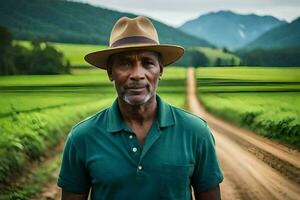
[111,36,158,47]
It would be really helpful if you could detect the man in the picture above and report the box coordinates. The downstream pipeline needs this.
[57,16,223,200]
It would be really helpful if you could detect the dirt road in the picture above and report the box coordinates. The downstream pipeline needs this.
[187,67,300,200]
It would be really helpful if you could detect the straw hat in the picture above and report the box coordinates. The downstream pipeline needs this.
[84,16,184,69]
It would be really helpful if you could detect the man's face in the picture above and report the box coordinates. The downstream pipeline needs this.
[107,50,163,106]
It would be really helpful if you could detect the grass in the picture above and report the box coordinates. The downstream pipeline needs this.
[196,66,300,82]
[0,66,187,199]
[0,68,115,186]
[158,67,187,107]
[0,100,114,182]
[197,47,241,66]
[51,42,107,67]
[0,152,61,200]
[196,67,300,149]
[0,69,113,116]
[15,40,107,67]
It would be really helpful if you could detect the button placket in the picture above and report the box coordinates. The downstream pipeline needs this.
[127,133,141,161]
[140,123,161,160]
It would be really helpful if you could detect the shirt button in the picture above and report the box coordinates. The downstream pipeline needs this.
[138,165,143,170]
[129,135,133,139]
[132,147,138,152]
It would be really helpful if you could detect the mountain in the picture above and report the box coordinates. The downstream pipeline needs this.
[244,17,300,50]
[0,0,213,47]
[179,11,287,50]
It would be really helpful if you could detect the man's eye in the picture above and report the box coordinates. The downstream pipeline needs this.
[119,61,130,66]
[144,61,154,66]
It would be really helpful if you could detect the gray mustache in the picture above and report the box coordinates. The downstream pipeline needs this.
[125,82,148,89]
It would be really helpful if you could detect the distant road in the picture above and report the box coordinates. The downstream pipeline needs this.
[187,68,300,200]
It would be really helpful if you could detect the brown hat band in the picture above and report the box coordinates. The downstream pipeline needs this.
[111,36,158,47]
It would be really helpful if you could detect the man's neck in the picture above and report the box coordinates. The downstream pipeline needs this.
[118,95,157,126]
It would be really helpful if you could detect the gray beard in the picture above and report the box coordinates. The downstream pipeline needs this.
[122,91,154,106]
[119,81,159,106]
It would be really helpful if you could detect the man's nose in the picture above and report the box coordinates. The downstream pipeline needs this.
[130,62,145,80]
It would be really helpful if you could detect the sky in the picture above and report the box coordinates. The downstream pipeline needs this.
[73,0,300,27]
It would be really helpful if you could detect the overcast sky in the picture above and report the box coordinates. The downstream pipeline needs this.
[74,0,300,27]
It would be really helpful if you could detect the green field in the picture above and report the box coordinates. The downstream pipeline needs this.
[0,68,114,185]
[16,41,241,67]
[0,66,186,198]
[0,69,114,117]
[197,47,241,66]
[196,67,300,149]
[16,40,107,67]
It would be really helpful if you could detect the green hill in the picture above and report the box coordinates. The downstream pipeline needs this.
[173,46,242,67]
[244,17,300,50]
[17,41,240,67]
[0,0,213,47]
[197,47,241,66]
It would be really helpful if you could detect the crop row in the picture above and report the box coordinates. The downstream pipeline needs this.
[0,98,113,183]
[196,67,300,149]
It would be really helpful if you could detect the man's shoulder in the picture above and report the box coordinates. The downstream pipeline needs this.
[70,107,110,139]
[170,105,209,133]
[172,105,207,125]
[169,105,214,144]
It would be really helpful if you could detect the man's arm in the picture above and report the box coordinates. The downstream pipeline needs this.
[62,189,89,200]
[194,185,221,200]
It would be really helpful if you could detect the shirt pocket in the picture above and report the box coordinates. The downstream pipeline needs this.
[159,163,194,200]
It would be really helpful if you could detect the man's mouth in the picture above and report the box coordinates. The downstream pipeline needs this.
[125,84,148,93]
[127,87,146,92]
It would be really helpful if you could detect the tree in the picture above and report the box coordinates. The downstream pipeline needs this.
[12,45,31,74]
[0,26,15,75]
[215,57,222,66]
[65,60,71,74]
[230,57,235,66]
[222,47,229,53]
[28,43,67,74]
[173,49,208,67]
[191,50,209,67]
[0,27,70,75]
[238,48,300,66]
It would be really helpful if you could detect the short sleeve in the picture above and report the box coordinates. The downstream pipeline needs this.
[57,132,90,193]
[191,126,224,193]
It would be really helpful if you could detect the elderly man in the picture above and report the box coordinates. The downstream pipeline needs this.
[57,16,223,200]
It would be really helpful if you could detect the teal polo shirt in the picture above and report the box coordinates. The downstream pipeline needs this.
[58,95,223,200]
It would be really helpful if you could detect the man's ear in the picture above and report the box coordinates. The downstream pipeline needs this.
[159,64,163,78]
[107,65,113,81]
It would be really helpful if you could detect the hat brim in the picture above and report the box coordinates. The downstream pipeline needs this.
[84,44,184,69]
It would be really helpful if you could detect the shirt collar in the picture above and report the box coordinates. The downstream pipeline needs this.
[156,95,175,128]
[106,95,175,133]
